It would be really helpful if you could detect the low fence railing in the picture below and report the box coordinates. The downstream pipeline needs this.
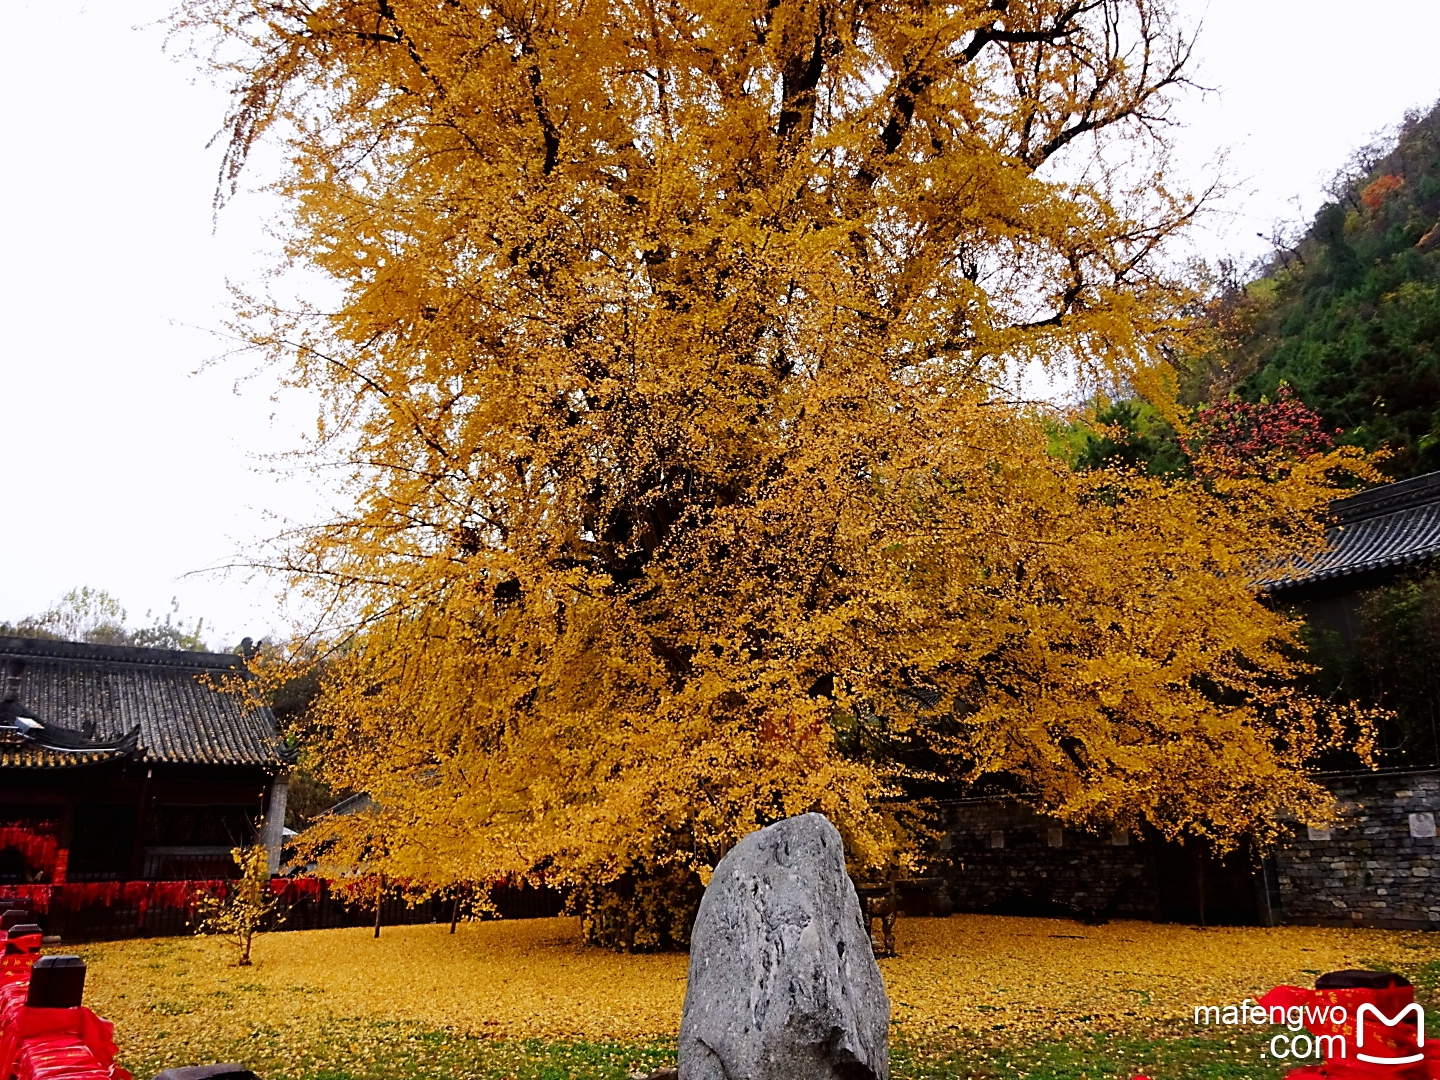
[0,880,565,943]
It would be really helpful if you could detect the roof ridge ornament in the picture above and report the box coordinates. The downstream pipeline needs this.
[8,714,141,756]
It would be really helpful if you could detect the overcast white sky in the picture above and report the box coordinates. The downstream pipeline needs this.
[3,0,1440,649]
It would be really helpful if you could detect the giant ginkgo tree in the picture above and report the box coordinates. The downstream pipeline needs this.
[180,0,1376,945]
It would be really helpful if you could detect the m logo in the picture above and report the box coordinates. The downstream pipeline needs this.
[1356,1002,1425,1065]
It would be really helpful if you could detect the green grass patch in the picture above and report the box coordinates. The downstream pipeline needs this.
[114,1021,1305,1080]
[118,1022,678,1080]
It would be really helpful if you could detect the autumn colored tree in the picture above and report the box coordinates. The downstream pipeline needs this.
[1050,384,1338,480]
[1185,386,1337,479]
[195,846,284,965]
[180,0,1376,944]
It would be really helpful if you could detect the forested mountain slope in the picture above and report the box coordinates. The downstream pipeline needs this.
[1201,100,1440,478]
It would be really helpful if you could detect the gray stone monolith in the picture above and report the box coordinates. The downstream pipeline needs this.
[678,813,889,1080]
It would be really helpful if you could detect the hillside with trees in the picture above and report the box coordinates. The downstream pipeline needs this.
[1190,100,1440,478]
[1055,98,1440,482]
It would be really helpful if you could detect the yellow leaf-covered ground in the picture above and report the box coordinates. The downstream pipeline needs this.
[73,915,1440,1073]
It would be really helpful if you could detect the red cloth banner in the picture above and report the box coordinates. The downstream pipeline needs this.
[268,877,323,904]
[60,885,120,911]
[0,877,327,918]
[1260,983,1440,1079]
[0,828,59,879]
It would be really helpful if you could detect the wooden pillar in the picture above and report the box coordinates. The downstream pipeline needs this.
[126,767,152,882]
[261,772,290,876]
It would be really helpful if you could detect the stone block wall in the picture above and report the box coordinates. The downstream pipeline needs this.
[1272,769,1440,929]
[940,800,1159,920]
[934,769,1440,929]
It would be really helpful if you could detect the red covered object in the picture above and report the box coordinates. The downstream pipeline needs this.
[0,925,136,1080]
[1259,983,1440,1079]
[2,933,43,953]
[15,1039,109,1080]
[0,934,43,987]
[0,1006,130,1080]
[0,982,27,1030]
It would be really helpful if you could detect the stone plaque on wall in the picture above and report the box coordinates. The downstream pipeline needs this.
[1409,812,1436,839]
[1307,825,1333,841]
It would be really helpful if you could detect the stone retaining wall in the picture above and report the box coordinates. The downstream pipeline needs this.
[937,769,1440,929]
[1272,769,1440,929]
[941,800,1159,920]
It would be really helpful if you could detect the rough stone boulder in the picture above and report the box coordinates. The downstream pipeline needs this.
[678,813,890,1080]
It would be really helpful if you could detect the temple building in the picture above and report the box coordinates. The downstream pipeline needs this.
[0,636,291,887]
[1263,467,1440,636]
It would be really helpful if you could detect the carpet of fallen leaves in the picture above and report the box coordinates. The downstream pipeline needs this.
[882,916,1440,1043]
[73,914,1440,1075]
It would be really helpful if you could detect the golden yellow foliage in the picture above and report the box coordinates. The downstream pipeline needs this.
[78,917,1440,1069]
[194,846,285,965]
[174,0,1378,903]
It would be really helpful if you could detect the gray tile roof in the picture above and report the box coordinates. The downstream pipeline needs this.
[0,636,288,769]
[1264,471,1440,592]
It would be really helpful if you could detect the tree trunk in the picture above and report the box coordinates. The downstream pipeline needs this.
[1196,846,1207,929]
[450,892,460,934]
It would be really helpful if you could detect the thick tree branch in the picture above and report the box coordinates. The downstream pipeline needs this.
[775,3,832,147]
